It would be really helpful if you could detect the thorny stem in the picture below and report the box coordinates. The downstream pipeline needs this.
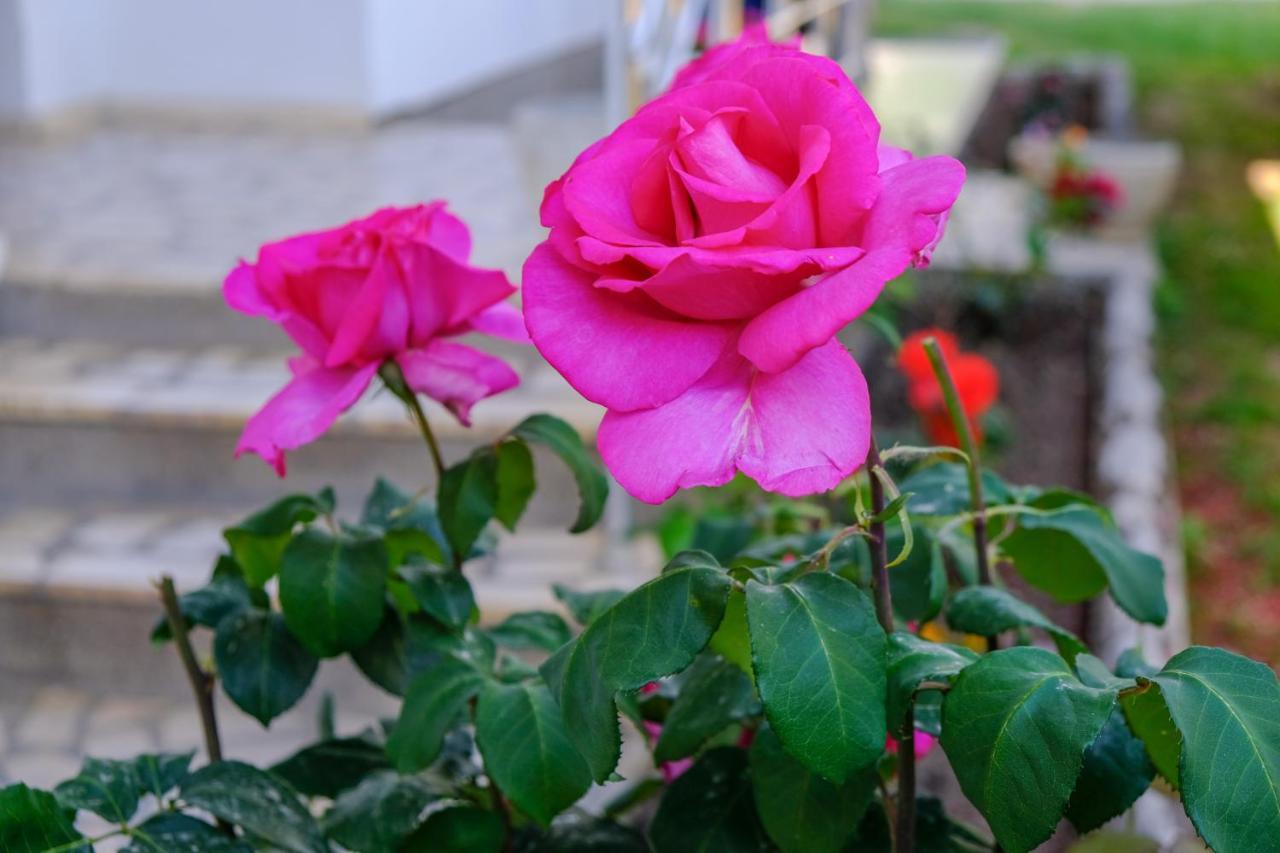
[157,576,234,837]
[380,360,446,482]
[896,702,918,853]
[921,338,998,650]
[866,438,895,637]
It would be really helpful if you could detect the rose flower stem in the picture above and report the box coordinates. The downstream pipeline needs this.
[157,575,235,836]
[379,360,446,482]
[897,702,917,853]
[921,337,999,651]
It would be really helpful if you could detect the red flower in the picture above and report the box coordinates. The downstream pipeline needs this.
[898,329,999,447]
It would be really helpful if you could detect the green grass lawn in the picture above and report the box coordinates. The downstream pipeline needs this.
[875,0,1280,659]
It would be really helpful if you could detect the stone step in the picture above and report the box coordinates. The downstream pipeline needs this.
[0,502,658,695]
[0,336,603,514]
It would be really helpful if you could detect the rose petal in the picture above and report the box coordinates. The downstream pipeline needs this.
[465,301,531,344]
[396,341,520,426]
[325,251,407,367]
[235,362,379,476]
[395,242,515,346]
[859,155,967,262]
[634,253,805,321]
[522,242,734,412]
[738,245,912,374]
[598,339,869,503]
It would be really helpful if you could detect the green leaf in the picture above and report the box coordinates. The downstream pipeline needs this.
[180,761,326,853]
[511,413,608,533]
[437,450,499,561]
[750,725,876,853]
[475,681,592,825]
[900,463,1012,517]
[887,525,946,623]
[653,655,757,763]
[214,609,318,725]
[131,752,193,798]
[940,646,1115,853]
[1003,507,1167,625]
[53,757,139,822]
[549,566,733,782]
[746,572,886,782]
[270,737,391,799]
[125,813,249,852]
[400,564,474,630]
[650,747,771,852]
[361,478,450,567]
[708,587,753,675]
[495,439,536,531]
[321,770,434,853]
[0,784,84,853]
[851,796,987,853]
[551,584,625,627]
[1065,708,1155,833]
[885,632,978,739]
[1131,647,1280,853]
[945,585,1087,660]
[486,611,572,652]
[279,528,387,657]
[401,807,504,853]
[351,608,410,696]
[150,556,253,643]
[1120,680,1181,785]
[223,490,335,587]
[386,656,484,773]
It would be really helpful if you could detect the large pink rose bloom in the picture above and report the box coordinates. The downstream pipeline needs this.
[226,203,527,475]
[522,36,964,504]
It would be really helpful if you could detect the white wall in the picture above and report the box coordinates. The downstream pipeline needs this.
[365,0,607,115]
[1,0,607,122]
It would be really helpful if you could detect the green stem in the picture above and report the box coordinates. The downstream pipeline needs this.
[866,438,895,636]
[380,360,446,482]
[921,338,998,650]
[896,701,917,853]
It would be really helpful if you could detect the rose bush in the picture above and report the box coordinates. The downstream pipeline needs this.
[226,203,526,474]
[523,35,965,503]
[898,329,999,447]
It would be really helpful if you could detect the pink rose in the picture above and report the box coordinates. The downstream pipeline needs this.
[522,36,965,503]
[226,203,527,475]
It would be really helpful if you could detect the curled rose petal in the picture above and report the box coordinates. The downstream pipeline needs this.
[396,341,520,427]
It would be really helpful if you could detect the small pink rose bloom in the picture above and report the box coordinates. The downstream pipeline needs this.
[226,203,527,475]
[522,34,965,503]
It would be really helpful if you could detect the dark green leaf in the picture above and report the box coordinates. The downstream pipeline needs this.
[851,796,987,853]
[746,572,886,782]
[0,784,84,853]
[945,585,1087,660]
[514,818,649,852]
[150,556,252,643]
[1120,679,1181,785]
[1115,647,1158,679]
[351,608,410,696]
[475,680,592,825]
[401,806,504,853]
[321,770,434,853]
[1003,507,1167,625]
[885,632,977,739]
[495,439,536,531]
[887,526,946,623]
[54,757,139,822]
[941,646,1115,853]
[551,584,625,627]
[215,609,318,725]
[751,725,876,853]
[650,747,770,852]
[1075,653,1135,690]
[1065,708,1155,833]
[400,564,474,630]
[279,528,388,657]
[223,490,334,587]
[125,813,249,852]
[688,513,755,563]
[132,752,194,798]
[437,450,499,561]
[486,611,572,652]
[511,413,608,533]
[180,761,326,853]
[900,464,1011,517]
[270,737,391,799]
[386,656,484,773]
[550,566,732,782]
[653,655,757,763]
[1130,647,1280,853]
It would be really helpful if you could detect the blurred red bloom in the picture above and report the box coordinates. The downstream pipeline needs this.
[898,329,999,447]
